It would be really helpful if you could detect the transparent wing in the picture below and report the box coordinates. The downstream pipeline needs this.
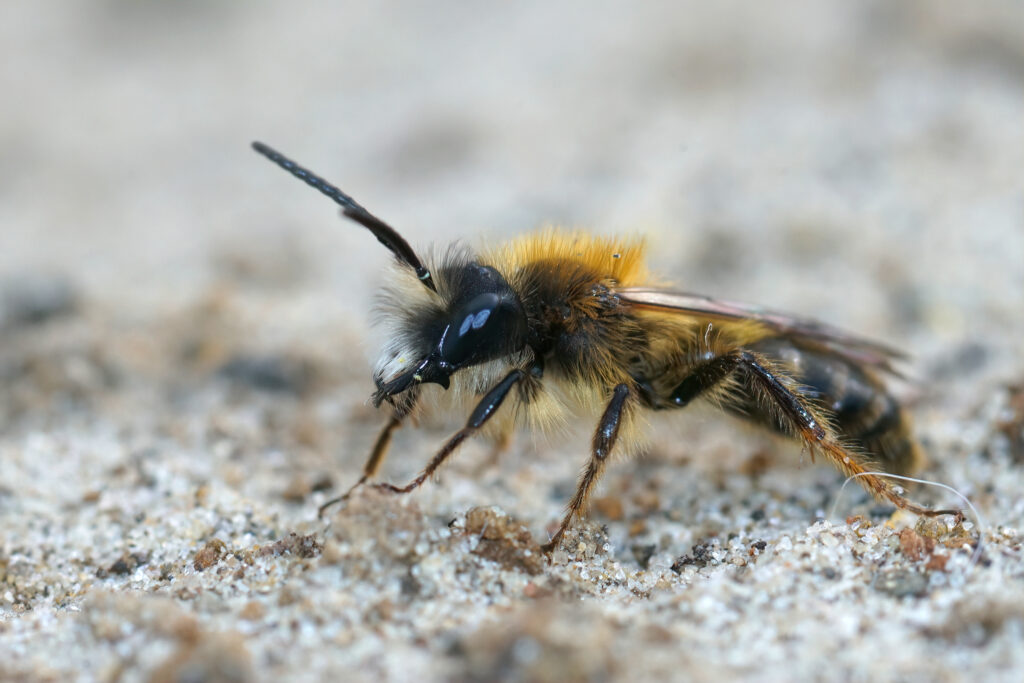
[618,287,905,374]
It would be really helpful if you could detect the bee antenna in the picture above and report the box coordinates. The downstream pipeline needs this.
[251,141,437,292]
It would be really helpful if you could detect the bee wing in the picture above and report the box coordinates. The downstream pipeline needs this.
[618,287,906,374]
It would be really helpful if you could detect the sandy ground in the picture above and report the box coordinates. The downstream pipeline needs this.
[2,2,1023,681]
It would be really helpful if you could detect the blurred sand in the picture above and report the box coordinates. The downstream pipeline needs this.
[2,2,1023,681]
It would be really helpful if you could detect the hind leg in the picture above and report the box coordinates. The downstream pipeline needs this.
[649,348,958,519]
[743,338,923,475]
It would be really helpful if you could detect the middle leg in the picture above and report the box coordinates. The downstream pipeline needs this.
[542,383,631,553]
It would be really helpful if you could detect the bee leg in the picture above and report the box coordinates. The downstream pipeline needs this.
[377,368,526,495]
[542,383,631,554]
[318,414,405,518]
[730,351,960,520]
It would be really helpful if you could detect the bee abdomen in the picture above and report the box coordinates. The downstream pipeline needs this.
[743,339,921,475]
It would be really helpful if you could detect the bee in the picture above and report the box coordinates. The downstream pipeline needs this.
[252,141,959,552]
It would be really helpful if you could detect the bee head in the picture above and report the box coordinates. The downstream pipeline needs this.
[249,142,528,407]
[373,262,527,405]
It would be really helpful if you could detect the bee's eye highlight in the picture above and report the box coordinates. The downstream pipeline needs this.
[459,308,491,336]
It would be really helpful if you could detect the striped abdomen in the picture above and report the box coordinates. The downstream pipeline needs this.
[738,338,921,475]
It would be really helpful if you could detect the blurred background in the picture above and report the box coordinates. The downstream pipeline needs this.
[2,2,1023,680]
[3,1,1021,360]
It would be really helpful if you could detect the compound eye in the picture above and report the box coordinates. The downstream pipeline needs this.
[438,292,523,369]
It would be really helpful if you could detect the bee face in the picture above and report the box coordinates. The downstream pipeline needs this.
[372,260,528,404]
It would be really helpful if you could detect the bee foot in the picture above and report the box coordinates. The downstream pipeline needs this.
[317,476,370,519]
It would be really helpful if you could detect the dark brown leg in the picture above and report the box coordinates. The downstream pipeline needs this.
[377,368,525,495]
[542,383,631,553]
[735,352,958,519]
[318,414,405,518]
[664,349,959,520]
[742,338,923,476]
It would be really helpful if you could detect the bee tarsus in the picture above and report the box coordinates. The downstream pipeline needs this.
[317,413,404,519]
[353,368,528,500]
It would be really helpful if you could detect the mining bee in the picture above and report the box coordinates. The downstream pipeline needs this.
[252,142,959,552]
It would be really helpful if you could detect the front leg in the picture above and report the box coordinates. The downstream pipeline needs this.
[542,383,631,554]
[318,391,420,518]
[378,368,526,495]
[318,413,405,518]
